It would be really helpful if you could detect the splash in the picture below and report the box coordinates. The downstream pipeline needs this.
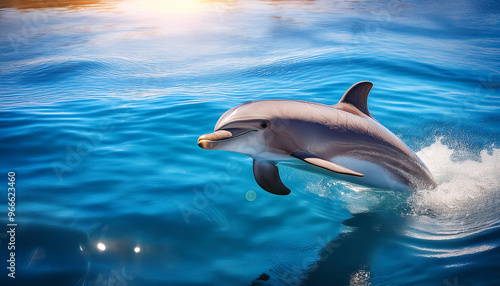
[412,138,500,215]
[288,137,499,217]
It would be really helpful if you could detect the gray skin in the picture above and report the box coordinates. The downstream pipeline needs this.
[198,81,437,195]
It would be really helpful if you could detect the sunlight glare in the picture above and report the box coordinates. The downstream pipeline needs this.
[125,0,203,14]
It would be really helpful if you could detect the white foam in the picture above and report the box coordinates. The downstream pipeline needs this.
[412,137,500,215]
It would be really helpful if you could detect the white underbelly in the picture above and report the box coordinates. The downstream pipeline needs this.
[278,155,409,192]
[332,156,409,191]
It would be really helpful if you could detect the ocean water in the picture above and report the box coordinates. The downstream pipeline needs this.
[0,0,499,285]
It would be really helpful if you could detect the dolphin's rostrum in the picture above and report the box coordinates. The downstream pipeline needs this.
[198,82,436,195]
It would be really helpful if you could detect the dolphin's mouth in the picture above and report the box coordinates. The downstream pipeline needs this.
[197,129,256,149]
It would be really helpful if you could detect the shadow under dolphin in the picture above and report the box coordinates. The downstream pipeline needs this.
[301,211,402,286]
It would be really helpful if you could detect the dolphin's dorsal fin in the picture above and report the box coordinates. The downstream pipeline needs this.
[253,160,291,195]
[337,81,373,118]
[291,150,364,177]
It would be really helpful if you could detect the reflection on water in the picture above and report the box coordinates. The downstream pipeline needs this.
[303,212,394,286]
[0,0,112,9]
[0,0,318,11]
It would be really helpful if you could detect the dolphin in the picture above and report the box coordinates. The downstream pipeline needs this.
[197,81,436,195]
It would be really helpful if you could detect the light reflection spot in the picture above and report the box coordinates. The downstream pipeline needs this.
[97,242,106,251]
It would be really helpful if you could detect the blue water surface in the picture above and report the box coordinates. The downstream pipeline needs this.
[1,0,499,285]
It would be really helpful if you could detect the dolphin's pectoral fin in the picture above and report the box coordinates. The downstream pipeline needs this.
[291,150,364,177]
[253,160,291,195]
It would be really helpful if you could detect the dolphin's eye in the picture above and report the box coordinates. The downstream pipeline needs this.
[260,121,269,129]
